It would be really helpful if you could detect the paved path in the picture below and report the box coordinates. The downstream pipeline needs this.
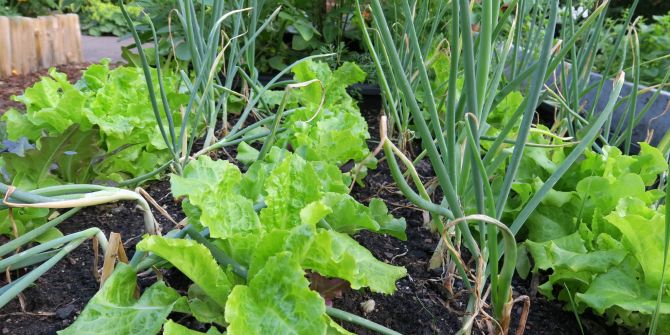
[81,35,132,63]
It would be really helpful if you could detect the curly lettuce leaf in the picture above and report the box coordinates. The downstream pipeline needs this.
[137,236,233,308]
[225,253,329,335]
[163,320,223,335]
[275,60,370,166]
[606,198,670,287]
[304,229,406,293]
[248,225,406,293]
[171,156,242,198]
[259,153,321,229]
[170,157,261,238]
[9,68,91,139]
[59,263,182,335]
[288,111,370,165]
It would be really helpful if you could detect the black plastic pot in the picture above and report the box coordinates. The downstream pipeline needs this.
[545,68,670,152]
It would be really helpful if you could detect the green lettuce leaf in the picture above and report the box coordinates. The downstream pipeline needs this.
[304,229,406,293]
[576,261,670,332]
[59,263,182,335]
[184,284,227,326]
[247,225,406,293]
[163,320,223,335]
[369,198,407,240]
[606,198,670,287]
[137,236,233,308]
[171,156,242,198]
[225,253,329,335]
[259,153,321,229]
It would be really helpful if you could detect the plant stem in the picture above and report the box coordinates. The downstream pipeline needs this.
[0,208,81,257]
[326,306,403,335]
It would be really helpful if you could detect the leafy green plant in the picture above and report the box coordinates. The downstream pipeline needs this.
[254,0,368,73]
[253,60,372,168]
[58,263,183,335]
[62,147,406,334]
[513,143,670,332]
[2,60,189,188]
[359,0,630,332]
[596,9,670,85]
[48,1,401,331]
[80,0,142,36]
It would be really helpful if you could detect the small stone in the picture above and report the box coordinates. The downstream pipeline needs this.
[3,327,10,334]
[360,299,376,314]
[56,305,76,319]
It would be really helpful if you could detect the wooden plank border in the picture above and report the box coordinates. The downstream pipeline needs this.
[0,14,82,77]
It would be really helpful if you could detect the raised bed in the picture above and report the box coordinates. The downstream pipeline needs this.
[0,66,629,334]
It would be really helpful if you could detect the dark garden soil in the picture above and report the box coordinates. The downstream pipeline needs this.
[0,79,628,335]
[0,181,184,335]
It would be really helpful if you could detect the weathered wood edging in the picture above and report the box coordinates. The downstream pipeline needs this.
[0,14,82,78]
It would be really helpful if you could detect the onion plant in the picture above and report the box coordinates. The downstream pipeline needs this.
[542,0,670,155]
[0,183,161,308]
[359,0,627,332]
[119,0,334,175]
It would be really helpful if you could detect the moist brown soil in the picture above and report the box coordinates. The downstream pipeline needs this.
[0,77,627,335]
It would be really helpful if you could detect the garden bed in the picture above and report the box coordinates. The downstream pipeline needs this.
[0,71,624,333]
[0,162,615,335]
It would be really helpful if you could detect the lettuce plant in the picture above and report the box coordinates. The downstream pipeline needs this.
[274,60,371,167]
[63,150,406,334]
[2,60,189,187]
[514,143,670,332]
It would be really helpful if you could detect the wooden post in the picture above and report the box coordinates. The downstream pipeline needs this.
[49,16,66,66]
[67,14,83,63]
[0,17,11,77]
[57,14,82,64]
[35,17,52,69]
[9,17,37,75]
